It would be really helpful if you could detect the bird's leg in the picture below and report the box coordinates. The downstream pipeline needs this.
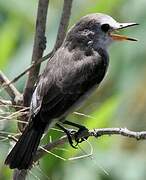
[56,123,77,149]
[63,120,89,145]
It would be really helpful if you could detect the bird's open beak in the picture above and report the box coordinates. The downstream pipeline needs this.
[110,22,138,41]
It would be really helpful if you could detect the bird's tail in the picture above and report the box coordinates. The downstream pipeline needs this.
[5,117,46,170]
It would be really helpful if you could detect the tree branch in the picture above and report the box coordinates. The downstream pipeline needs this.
[1,51,53,90]
[54,0,73,50]
[0,99,12,105]
[23,0,49,107]
[10,0,73,179]
[13,170,28,180]
[7,126,146,179]
[0,71,22,104]
[34,135,68,162]
[33,127,146,162]
[13,0,49,179]
[1,0,73,92]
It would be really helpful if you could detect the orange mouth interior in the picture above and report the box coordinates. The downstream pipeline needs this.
[110,33,137,41]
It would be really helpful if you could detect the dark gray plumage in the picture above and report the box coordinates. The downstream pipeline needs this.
[5,13,137,170]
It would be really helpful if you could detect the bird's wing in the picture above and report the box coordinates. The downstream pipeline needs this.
[30,47,108,120]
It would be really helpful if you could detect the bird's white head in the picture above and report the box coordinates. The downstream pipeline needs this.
[66,13,138,50]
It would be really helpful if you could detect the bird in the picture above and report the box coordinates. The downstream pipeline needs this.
[5,13,138,170]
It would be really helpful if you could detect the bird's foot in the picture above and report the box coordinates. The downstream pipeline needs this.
[74,126,89,145]
[57,120,89,148]
[56,123,77,148]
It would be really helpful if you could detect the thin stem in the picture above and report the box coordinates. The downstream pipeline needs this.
[33,127,146,162]
[23,0,49,107]
[0,71,22,104]
[54,0,73,50]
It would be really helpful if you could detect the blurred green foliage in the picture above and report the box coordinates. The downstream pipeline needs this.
[0,0,146,179]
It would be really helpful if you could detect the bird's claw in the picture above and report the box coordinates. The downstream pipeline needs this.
[66,129,78,149]
[74,126,89,145]
[57,122,89,148]
[65,127,89,148]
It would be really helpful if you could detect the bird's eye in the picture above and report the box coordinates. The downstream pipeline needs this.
[101,24,110,32]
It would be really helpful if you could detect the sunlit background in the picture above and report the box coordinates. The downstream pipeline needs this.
[0,0,146,179]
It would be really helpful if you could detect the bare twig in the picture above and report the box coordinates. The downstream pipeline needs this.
[0,107,29,120]
[34,135,68,162]
[90,128,146,139]
[12,0,73,179]
[5,127,145,179]
[0,71,22,104]
[0,99,12,105]
[8,126,146,178]
[13,170,28,180]
[1,0,73,91]
[54,0,73,50]
[33,127,146,162]
[13,0,50,179]
[8,135,19,142]
[73,111,96,119]
[1,52,53,90]
[23,0,49,107]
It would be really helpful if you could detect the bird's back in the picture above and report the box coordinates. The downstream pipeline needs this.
[31,45,109,123]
